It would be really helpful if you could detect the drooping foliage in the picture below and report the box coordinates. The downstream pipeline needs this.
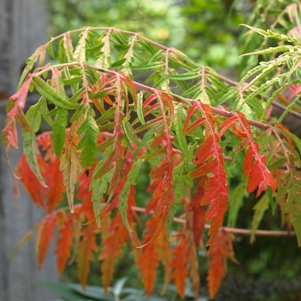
[4,4,301,298]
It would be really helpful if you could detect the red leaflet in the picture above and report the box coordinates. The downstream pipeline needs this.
[191,102,228,247]
[161,91,174,124]
[2,77,32,151]
[55,214,74,274]
[190,158,217,178]
[15,154,46,209]
[171,234,189,298]
[221,112,276,197]
[201,147,228,246]
[236,113,276,196]
[219,115,239,137]
[189,177,207,246]
[183,103,198,135]
[142,93,158,109]
[206,229,237,299]
[184,117,206,136]
[76,227,98,291]
[36,212,57,269]
[149,161,169,178]
[193,135,214,165]
[247,156,276,196]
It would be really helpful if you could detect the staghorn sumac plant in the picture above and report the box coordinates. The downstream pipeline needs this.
[3,17,301,300]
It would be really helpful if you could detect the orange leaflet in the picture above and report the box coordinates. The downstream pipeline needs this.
[55,214,74,274]
[149,161,170,178]
[44,157,65,212]
[100,193,136,293]
[188,177,207,246]
[137,217,161,295]
[15,154,46,209]
[76,227,98,291]
[171,234,189,299]
[184,117,206,136]
[36,212,57,269]
[99,213,129,293]
[206,229,237,299]
[77,164,98,225]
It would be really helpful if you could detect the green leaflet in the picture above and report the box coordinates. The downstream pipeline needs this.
[268,157,287,172]
[137,91,145,125]
[132,62,164,70]
[284,171,301,246]
[18,45,45,88]
[162,70,200,81]
[237,78,277,111]
[25,99,42,133]
[227,181,246,228]
[40,97,53,126]
[250,194,269,243]
[166,162,186,239]
[74,28,89,62]
[63,76,83,86]
[122,121,140,147]
[22,129,47,188]
[260,83,289,121]
[243,63,277,91]
[242,24,301,45]
[89,148,114,227]
[47,42,55,58]
[174,105,191,159]
[70,87,86,103]
[119,159,144,232]
[241,45,294,57]
[52,109,68,157]
[239,63,267,84]
[32,76,79,110]
[96,107,116,125]
[279,129,301,156]
[70,103,87,123]
[95,31,111,69]
[77,107,100,169]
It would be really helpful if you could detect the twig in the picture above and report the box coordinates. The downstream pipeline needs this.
[131,206,295,237]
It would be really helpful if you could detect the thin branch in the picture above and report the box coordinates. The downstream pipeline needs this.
[131,206,295,237]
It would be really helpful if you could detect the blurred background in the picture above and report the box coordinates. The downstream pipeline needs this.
[1,0,301,300]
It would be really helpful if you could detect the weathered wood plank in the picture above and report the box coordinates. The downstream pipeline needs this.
[0,0,59,300]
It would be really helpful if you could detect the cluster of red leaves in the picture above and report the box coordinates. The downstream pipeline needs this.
[220,111,276,196]
[16,133,65,212]
[206,229,238,298]
[186,102,228,247]
[12,93,279,300]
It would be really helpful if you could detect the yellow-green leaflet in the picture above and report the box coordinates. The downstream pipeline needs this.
[119,159,143,232]
[32,76,79,110]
